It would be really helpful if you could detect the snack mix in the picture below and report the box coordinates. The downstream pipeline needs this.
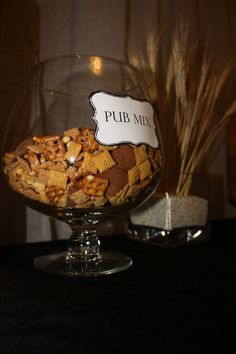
[3,127,162,209]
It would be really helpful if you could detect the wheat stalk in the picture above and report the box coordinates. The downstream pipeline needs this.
[126,19,236,197]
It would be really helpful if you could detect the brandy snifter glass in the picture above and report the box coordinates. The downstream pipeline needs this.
[2,54,163,276]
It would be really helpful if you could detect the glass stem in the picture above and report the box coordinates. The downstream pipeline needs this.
[66,224,102,265]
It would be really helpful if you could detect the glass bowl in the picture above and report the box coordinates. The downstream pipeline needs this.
[1,54,163,276]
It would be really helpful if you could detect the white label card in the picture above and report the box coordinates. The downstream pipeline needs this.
[90,91,159,148]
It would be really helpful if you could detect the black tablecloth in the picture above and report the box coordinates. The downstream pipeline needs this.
[0,220,235,353]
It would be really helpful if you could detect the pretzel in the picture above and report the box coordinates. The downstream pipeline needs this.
[81,175,108,197]
[33,135,65,161]
[76,128,99,153]
[46,186,65,204]
[26,151,40,171]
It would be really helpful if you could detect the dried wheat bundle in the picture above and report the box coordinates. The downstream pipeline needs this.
[126,20,236,196]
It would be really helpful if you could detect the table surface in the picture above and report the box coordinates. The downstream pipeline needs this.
[0,219,235,354]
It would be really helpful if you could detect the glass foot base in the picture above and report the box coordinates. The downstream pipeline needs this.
[127,223,211,247]
[34,251,132,277]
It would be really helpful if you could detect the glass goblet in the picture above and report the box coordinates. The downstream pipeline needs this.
[2,54,163,276]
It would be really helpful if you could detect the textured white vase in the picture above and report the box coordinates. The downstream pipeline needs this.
[130,193,208,231]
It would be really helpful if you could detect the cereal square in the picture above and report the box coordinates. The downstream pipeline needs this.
[37,168,49,185]
[64,127,80,140]
[94,150,116,173]
[93,196,107,207]
[134,145,148,164]
[138,160,152,180]
[48,170,68,189]
[69,189,90,205]
[52,160,67,172]
[65,142,82,163]
[128,165,140,185]
[81,152,98,174]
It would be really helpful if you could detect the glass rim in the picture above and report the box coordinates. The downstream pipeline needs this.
[35,53,140,73]
[25,53,143,97]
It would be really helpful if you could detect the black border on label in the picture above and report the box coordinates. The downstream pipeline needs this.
[89,90,159,148]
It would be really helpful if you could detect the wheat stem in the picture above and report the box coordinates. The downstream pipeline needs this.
[125,18,235,196]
